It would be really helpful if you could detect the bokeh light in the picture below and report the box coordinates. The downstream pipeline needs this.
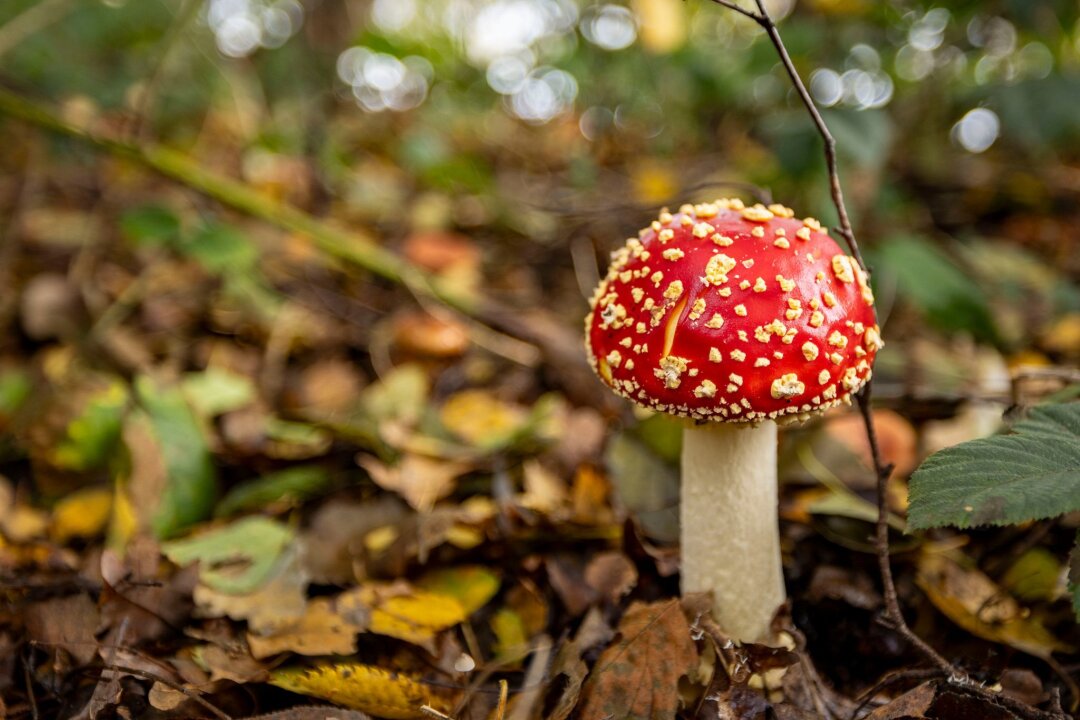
[952,108,1000,153]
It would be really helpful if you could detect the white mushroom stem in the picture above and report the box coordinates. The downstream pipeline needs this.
[681,420,785,643]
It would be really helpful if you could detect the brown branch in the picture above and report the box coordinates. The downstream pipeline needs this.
[705,0,949,678]
[856,382,953,678]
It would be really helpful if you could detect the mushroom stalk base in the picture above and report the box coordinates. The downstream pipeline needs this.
[681,420,785,643]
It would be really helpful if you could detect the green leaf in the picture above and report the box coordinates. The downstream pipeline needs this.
[162,516,293,594]
[183,221,258,274]
[181,368,255,417]
[606,431,679,543]
[0,368,31,420]
[877,235,999,346]
[51,380,127,471]
[120,205,181,248]
[216,465,332,517]
[908,403,1080,530]
[135,376,217,538]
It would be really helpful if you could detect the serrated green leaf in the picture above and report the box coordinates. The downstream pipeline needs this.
[135,376,217,538]
[908,404,1080,530]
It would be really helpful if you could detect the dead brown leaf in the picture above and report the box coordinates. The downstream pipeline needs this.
[578,599,699,720]
[24,591,100,666]
[248,597,361,659]
[360,453,471,513]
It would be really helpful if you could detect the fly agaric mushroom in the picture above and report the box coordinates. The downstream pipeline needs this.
[585,198,881,642]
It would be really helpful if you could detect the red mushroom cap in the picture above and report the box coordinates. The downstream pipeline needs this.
[585,199,882,422]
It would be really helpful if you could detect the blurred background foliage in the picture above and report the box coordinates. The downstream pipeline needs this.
[0,0,1079,714]
[0,0,1077,540]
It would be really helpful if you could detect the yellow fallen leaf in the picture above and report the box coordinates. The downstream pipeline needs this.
[439,390,526,449]
[51,486,113,543]
[248,597,362,659]
[270,663,452,719]
[337,583,467,647]
[416,566,500,616]
[916,550,1074,659]
[360,454,470,512]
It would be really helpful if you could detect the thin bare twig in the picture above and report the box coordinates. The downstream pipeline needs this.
[706,0,950,677]
[706,0,864,271]
[105,664,233,720]
[857,382,954,679]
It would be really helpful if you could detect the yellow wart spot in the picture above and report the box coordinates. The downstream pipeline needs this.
[828,331,848,348]
[742,204,775,222]
[709,347,722,363]
[692,222,715,238]
[754,357,770,367]
[664,280,685,300]
[705,313,724,329]
[753,277,767,293]
[712,233,734,247]
[734,304,747,317]
[831,255,854,283]
[801,341,819,361]
[773,238,790,249]
[809,311,824,328]
[689,297,707,320]
[658,229,675,243]
[662,248,685,261]
[771,373,805,400]
[751,226,765,238]
[655,355,690,389]
[818,369,830,384]
[776,275,795,292]
[693,380,717,398]
[796,226,811,241]
[730,349,746,362]
[606,350,623,368]
[703,254,737,286]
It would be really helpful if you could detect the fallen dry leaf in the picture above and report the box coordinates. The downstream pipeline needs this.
[578,599,699,720]
[24,592,100,666]
[247,597,361,659]
[360,453,471,512]
[336,582,467,650]
[270,663,454,719]
[916,550,1073,659]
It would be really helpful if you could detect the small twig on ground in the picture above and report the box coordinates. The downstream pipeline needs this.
[850,667,943,720]
[105,664,233,720]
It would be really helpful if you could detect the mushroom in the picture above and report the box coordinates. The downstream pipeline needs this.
[584,198,881,642]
